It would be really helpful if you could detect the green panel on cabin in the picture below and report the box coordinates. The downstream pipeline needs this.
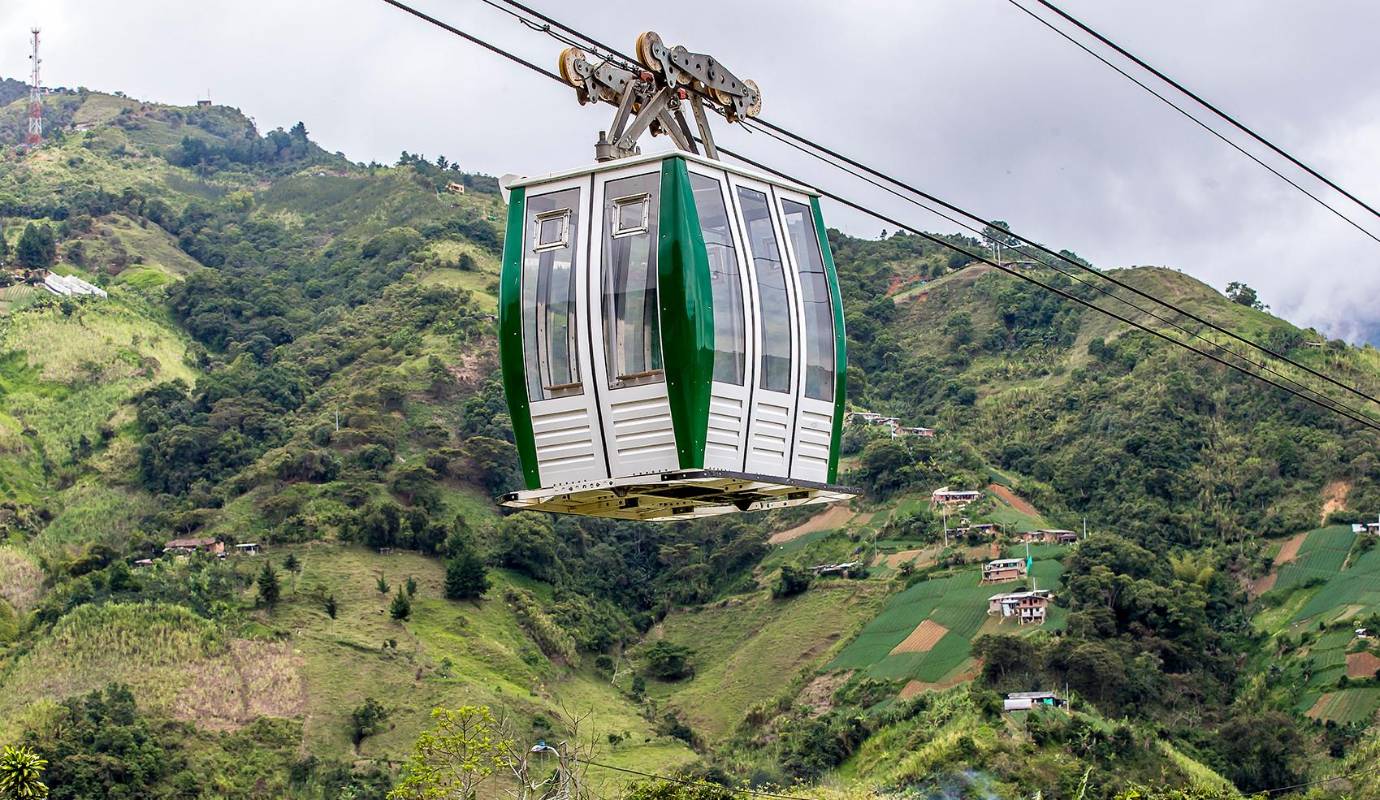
[657,157,714,469]
[811,196,847,483]
[498,185,541,490]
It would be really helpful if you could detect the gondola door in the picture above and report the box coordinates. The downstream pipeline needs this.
[514,177,609,487]
[588,164,680,477]
[686,162,754,471]
[729,174,800,477]
[777,189,843,484]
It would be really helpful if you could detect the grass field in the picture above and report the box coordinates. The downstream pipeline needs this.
[1306,688,1380,724]
[1274,526,1356,592]
[639,583,885,738]
[829,558,1064,684]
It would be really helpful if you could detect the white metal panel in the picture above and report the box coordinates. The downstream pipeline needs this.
[507,148,817,197]
[686,161,754,472]
[588,162,679,478]
[776,187,836,484]
[727,174,800,478]
[522,175,609,487]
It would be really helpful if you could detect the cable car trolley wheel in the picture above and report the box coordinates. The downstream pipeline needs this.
[497,150,853,520]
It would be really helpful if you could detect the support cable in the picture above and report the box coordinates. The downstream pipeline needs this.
[1032,0,1380,222]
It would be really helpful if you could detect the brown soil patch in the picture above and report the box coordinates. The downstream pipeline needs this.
[885,546,937,568]
[1305,693,1334,720]
[1321,480,1352,524]
[1248,572,1278,598]
[987,484,1039,518]
[175,639,307,731]
[800,671,852,717]
[1275,532,1308,566]
[899,660,982,699]
[769,504,856,544]
[890,620,949,655]
[1347,651,1380,679]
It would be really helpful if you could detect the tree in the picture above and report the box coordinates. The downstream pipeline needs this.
[324,594,338,619]
[444,549,490,601]
[496,512,560,582]
[772,564,813,599]
[0,745,47,799]
[405,576,417,597]
[0,222,8,263]
[283,552,300,574]
[14,223,56,269]
[388,706,520,800]
[1225,281,1266,310]
[390,590,412,621]
[642,641,694,681]
[257,561,281,608]
[376,576,390,594]
[351,697,390,747]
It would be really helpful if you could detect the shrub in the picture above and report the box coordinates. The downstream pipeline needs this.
[772,565,812,599]
[642,640,694,681]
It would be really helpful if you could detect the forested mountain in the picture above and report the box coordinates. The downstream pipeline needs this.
[2,83,1380,800]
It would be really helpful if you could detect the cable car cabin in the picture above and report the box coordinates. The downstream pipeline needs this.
[497,150,856,520]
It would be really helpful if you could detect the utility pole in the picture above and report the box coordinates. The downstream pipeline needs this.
[26,28,43,149]
[1082,517,1087,540]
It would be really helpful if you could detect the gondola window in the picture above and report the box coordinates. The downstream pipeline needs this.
[522,188,582,399]
[737,187,791,393]
[602,173,664,386]
[782,199,835,402]
[691,174,746,384]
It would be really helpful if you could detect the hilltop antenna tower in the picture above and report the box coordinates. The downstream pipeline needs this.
[26,28,43,148]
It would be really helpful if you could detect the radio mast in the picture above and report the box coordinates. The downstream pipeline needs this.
[26,28,43,149]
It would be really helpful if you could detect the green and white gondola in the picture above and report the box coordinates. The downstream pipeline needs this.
[497,33,858,520]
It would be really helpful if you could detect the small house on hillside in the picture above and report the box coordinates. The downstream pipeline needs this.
[931,487,981,509]
[1351,521,1380,535]
[1016,529,1078,545]
[234,543,261,555]
[846,411,934,438]
[163,536,223,556]
[988,589,1052,625]
[981,558,1027,584]
[1004,691,1067,712]
[811,561,862,577]
[953,522,1001,538]
[132,558,155,568]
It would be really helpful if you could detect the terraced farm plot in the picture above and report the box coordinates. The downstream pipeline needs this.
[890,620,948,654]
[1305,688,1380,724]
[1275,526,1356,591]
[1347,651,1380,679]
[829,559,1064,684]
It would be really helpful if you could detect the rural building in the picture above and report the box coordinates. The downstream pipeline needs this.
[953,522,1001,538]
[1351,521,1380,535]
[163,536,224,556]
[812,561,862,577]
[845,411,934,438]
[197,99,212,107]
[42,273,107,299]
[988,589,1052,624]
[981,558,1027,583]
[132,558,155,568]
[444,181,466,194]
[234,543,261,555]
[1003,691,1067,712]
[931,487,981,509]
[1016,529,1078,545]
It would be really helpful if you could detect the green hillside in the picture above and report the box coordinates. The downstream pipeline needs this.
[3,84,1380,800]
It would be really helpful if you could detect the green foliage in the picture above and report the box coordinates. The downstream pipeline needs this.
[503,587,576,663]
[443,549,489,601]
[643,641,695,681]
[387,706,517,800]
[257,561,281,608]
[389,590,412,621]
[0,744,47,799]
[14,223,56,269]
[324,594,338,619]
[771,565,812,599]
[350,697,390,746]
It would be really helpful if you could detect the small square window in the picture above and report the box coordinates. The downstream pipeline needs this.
[612,193,650,238]
[533,209,570,252]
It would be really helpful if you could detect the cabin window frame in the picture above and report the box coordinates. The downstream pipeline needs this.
[735,184,793,394]
[600,172,666,389]
[780,197,835,403]
[521,187,584,400]
[689,171,748,386]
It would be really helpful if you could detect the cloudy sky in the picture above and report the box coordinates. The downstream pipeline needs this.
[6,0,1379,340]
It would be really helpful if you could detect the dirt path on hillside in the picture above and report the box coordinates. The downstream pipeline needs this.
[1321,480,1352,525]
[769,504,856,544]
[987,484,1039,518]
[1275,532,1308,565]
